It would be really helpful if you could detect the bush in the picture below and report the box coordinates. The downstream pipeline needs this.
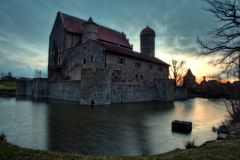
[0,133,6,142]
[217,123,230,134]
[223,99,240,124]
[212,126,217,132]
[185,139,196,149]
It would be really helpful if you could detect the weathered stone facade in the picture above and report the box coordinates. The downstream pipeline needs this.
[16,12,176,105]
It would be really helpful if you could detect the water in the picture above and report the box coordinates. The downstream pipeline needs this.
[0,97,226,156]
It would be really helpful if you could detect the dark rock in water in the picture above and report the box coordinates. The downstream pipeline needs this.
[172,120,192,133]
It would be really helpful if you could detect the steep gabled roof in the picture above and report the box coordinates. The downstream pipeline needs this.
[59,12,132,49]
[185,69,195,77]
[95,40,169,66]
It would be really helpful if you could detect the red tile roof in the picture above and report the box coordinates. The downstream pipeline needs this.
[95,40,169,66]
[59,12,132,48]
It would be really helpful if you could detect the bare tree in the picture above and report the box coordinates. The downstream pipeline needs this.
[198,0,240,123]
[198,0,240,78]
[170,60,186,86]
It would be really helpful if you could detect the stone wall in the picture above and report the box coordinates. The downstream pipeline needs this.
[16,71,175,105]
[32,78,48,99]
[48,80,81,102]
[80,69,111,105]
[174,87,188,100]
[111,84,158,103]
[105,53,168,86]
[25,80,32,97]
[64,40,105,80]
[16,80,27,97]
[155,79,175,101]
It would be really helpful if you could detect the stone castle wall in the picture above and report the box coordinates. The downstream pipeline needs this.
[80,69,111,105]
[111,84,158,103]
[174,87,188,100]
[48,80,81,102]
[16,71,178,105]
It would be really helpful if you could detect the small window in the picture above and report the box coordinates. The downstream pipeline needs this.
[158,66,163,71]
[135,74,138,79]
[83,46,87,50]
[135,62,141,68]
[90,56,94,63]
[141,75,143,79]
[149,65,153,69]
[118,58,125,64]
[83,58,87,64]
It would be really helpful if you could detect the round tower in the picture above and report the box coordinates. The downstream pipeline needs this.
[140,26,155,57]
[82,17,98,43]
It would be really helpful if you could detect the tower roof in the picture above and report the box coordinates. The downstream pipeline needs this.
[140,26,155,36]
[84,16,96,25]
[185,69,195,78]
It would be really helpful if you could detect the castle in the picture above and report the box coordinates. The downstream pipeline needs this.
[16,12,175,105]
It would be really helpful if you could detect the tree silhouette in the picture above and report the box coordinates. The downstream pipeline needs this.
[198,0,240,123]
[198,0,240,80]
[170,59,186,86]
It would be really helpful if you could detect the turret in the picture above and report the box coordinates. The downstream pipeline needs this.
[82,17,98,43]
[140,26,155,57]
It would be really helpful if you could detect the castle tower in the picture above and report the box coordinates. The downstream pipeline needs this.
[82,17,98,43]
[140,26,155,57]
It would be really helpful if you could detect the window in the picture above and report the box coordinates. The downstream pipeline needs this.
[112,69,121,82]
[90,56,94,63]
[149,65,153,69]
[135,62,141,68]
[118,57,125,64]
[83,46,87,50]
[135,74,138,79]
[141,75,143,79]
[83,58,87,64]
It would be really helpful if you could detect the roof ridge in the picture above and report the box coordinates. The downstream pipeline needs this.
[60,12,125,37]
[95,40,169,66]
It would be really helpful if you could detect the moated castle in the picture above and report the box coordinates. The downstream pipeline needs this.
[16,12,175,105]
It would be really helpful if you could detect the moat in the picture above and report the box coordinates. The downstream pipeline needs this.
[0,97,226,156]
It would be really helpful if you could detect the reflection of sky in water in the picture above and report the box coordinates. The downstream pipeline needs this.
[0,97,226,156]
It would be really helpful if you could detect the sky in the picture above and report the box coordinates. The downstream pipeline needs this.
[0,0,224,81]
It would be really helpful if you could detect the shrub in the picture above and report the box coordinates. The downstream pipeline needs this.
[185,139,196,149]
[212,126,217,132]
[0,133,6,142]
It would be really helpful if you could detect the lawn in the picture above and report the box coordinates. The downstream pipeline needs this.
[0,81,16,90]
[0,139,240,160]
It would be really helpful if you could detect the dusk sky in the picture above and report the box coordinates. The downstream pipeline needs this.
[0,0,223,81]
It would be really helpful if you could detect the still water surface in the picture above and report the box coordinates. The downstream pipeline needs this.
[0,97,226,156]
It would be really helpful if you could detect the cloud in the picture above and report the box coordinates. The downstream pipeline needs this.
[0,0,221,78]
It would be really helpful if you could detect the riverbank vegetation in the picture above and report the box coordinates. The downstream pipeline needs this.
[0,137,240,160]
[0,81,16,90]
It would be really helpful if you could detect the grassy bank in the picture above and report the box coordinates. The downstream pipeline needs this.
[0,81,16,90]
[0,139,240,160]
[0,81,16,96]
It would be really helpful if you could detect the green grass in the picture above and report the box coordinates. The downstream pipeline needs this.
[0,81,16,90]
[0,139,240,160]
